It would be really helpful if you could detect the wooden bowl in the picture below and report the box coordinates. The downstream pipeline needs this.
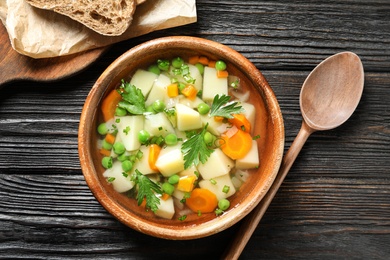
[78,36,284,240]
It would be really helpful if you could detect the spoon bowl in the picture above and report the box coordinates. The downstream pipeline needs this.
[223,51,364,259]
[301,52,364,130]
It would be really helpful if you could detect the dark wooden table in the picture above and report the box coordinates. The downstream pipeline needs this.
[1,1,389,259]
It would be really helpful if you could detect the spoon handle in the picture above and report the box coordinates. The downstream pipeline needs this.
[222,121,314,260]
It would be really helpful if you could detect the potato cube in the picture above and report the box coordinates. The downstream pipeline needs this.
[155,144,185,177]
[129,69,158,97]
[202,66,228,102]
[175,103,202,131]
[197,148,234,180]
[116,115,144,151]
[129,146,159,175]
[145,73,171,106]
[241,102,256,134]
[236,140,260,169]
[144,113,175,137]
[189,64,203,91]
[103,161,135,193]
[155,196,175,219]
[198,174,236,200]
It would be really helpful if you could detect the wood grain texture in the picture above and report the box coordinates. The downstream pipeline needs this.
[0,0,390,259]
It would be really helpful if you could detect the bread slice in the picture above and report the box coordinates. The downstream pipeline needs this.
[25,0,136,36]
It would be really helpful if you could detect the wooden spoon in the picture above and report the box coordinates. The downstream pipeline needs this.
[222,51,364,259]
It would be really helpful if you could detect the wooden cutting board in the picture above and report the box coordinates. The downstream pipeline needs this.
[0,23,107,86]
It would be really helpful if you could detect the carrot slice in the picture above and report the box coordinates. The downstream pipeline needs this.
[148,144,161,171]
[161,193,171,201]
[167,83,179,97]
[214,116,224,122]
[140,197,147,208]
[228,114,251,133]
[198,56,209,65]
[188,55,200,65]
[177,175,197,192]
[105,133,116,145]
[99,148,111,157]
[101,89,122,122]
[186,188,218,213]
[220,129,253,159]
[216,70,229,78]
[208,60,216,68]
[181,85,198,100]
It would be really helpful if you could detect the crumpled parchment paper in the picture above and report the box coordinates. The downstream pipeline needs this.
[0,0,197,59]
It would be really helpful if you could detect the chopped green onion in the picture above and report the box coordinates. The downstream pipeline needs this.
[107,177,116,183]
[157,59,170,71]
[222,185,230,194]
[178,215,187,221]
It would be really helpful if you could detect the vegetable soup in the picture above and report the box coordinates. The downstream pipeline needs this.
[96,55,262,221]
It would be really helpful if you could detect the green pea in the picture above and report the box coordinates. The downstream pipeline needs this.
[168,174,180,185]
[203,131,214,146]
[102,156,113,169]
[195,63,204,74]
[115,107,127,116]
[146,105,156,114]
[171,57,184,69]
[162,182,175,196]
[113,142,125,155]
[148,64,161,75]
[122,160,133,172]
[218,199,230,211]
[197,103,210,115]
[97,123,108,135]
[101,139,113,150]
[152,100,166,112]
[215,60,227,71]
[138,130,150,144]
[165,133,178,146]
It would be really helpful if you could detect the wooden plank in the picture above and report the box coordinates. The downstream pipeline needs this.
[0,0,389,259]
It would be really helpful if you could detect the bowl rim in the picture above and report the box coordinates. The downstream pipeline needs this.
[78,36,284,240]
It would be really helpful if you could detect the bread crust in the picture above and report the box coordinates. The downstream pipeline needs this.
[25,0,136,36]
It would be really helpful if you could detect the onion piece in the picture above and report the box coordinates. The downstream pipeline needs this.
[224,125,238,138]
[231,176,243,189]
[235,169,250,182]
[232,90,250,102]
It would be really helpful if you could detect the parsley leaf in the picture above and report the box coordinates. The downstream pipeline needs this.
[118,80,146,115]
[209,94,244,119]
[132,169,162,212]
[181,124,214,169]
